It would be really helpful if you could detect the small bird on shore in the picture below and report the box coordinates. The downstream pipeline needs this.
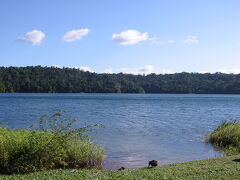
[148,160,159,168]
[118,167,125,171]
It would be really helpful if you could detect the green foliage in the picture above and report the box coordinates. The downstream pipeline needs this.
[1,66,240,93]
[207,121,240,154]
[0,110,105,174]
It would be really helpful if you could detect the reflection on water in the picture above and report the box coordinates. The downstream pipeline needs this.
[1,93,239,169]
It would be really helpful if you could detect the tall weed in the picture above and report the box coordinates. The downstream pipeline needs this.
[206,121,240,154]
[0,110,105,174]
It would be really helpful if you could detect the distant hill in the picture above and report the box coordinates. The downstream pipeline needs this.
[0,66,240,94]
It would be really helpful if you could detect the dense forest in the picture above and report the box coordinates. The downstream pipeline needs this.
[0,66,240,94]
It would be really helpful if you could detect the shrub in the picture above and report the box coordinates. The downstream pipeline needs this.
[206,121,240,154]
[0,110,105,174]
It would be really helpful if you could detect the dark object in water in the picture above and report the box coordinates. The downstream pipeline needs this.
[118,167,125,171]
[148,160,158,167]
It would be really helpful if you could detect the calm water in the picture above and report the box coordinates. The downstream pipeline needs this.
[0,94,239,169]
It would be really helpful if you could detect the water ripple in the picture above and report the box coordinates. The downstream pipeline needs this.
[1,93,239,169]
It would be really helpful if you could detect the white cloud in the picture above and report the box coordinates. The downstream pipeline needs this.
[149,37,175,45]
[150,37,166,45]
[218,68,240,74]
[184,35,199,44]
[112,30,177,46]
[104,68,113,73]
[137,65,154,74]
[52,65,61,68]
[74,66,94,72]
[168,39,175,44]
[51,65,175,74]
[119,65,174,75]
[17,30,45,45]
[51,65,93,72]
[156,69,175,74]
[112,30,149,45]
[62,29,90,42]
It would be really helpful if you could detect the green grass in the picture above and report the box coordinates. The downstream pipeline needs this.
[0,155,239,180]
[0,127,104,174]
[206,121,240,154]
[0,110,105,174]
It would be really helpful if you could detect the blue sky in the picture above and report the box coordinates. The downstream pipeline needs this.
[0,0,240,74]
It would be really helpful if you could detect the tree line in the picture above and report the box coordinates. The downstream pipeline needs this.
[0,66,240,94]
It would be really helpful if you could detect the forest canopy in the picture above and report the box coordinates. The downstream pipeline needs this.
[0,66,240,94]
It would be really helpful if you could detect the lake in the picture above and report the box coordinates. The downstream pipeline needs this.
[0,93,239,169]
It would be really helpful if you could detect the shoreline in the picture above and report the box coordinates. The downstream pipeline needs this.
[103,153,226,170]
[1,155,239,179]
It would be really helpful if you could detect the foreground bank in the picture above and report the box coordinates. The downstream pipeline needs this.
[0,155,239,180]
[0,117,239,179]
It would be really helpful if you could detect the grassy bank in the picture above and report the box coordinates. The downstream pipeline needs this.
[0,111,105,174]
[1,119,240,179]
[206,121,240,154]
[0,155,239,180]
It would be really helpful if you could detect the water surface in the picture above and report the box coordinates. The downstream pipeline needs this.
[1,94,239,169]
